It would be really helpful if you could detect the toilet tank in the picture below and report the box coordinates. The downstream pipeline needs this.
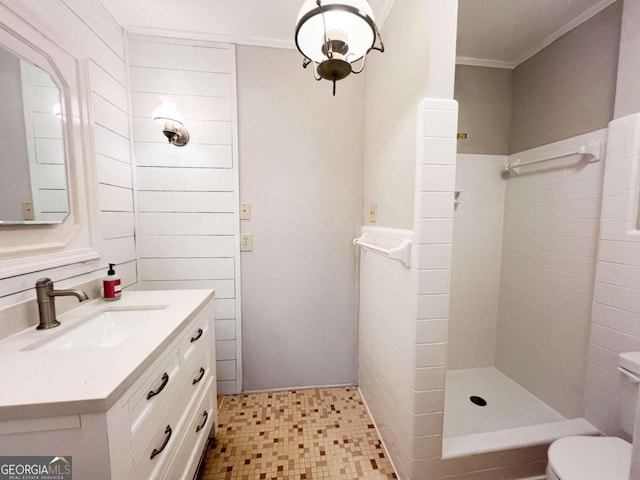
[618,352,640,436]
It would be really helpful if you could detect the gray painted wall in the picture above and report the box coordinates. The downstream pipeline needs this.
[509,1,622,153]
[614,0,640,118]
[455,65,512,155]
[237,45,364,391]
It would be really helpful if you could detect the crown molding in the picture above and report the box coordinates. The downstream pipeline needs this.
[125,26,296,50]
[456,56,515,69]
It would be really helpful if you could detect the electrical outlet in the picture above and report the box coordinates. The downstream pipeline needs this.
[240,202,251,220]
[21,201,35,221]
[368,202,377,223]
[240,233,253,252]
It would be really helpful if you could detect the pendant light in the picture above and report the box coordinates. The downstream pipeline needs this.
[295,0,384,96]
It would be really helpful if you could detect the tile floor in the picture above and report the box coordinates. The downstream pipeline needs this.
[199,387,397,480]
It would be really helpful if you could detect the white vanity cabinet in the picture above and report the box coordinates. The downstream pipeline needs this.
[0,291,217,480]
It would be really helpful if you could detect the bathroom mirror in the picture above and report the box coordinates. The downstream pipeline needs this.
[0,44,69,224]
[0,2,101,278]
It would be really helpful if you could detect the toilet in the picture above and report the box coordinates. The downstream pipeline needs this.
[546,351,639,480]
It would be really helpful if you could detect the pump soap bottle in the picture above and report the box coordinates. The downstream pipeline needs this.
[103,263,121,301]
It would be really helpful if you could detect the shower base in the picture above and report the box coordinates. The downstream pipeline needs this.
[442,367,599,459]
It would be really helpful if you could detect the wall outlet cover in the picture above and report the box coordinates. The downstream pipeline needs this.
[240,202,251,220]
[21,201,35,221]
[240,233,253,252]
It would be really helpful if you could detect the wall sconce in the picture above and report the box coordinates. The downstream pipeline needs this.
[52,102,62,119]
[152,101,190,147]
[295,0,384,96]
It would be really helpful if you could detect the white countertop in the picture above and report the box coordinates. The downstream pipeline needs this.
[0,289,214,421]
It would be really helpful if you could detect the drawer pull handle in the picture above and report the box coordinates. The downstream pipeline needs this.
[147,373,169,400]
[190,328,203,343]
[192,367,206,385]
[196,410,209,433]
[150,425,172,460]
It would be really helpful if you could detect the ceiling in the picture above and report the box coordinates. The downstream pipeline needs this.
[99,0,393,49]
[456,0,617,68]
[100,0,616,67]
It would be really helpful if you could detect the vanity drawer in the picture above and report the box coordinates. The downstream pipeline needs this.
[181,305,210,364]
[132,395,184,480]
[162,343,212,434]
[128,347,181,442]
[165,379,216,480]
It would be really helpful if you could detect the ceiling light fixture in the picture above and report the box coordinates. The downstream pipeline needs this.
[295,0,384,96]
[152,101,190,147]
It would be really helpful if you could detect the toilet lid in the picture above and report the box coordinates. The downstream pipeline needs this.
[548,436,632,480]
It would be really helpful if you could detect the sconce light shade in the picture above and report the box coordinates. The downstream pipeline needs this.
[295,0,384,95]
[52,102,62,119]
[152,101,190,147]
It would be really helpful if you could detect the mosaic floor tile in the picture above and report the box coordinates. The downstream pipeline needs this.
[199,387,397,480]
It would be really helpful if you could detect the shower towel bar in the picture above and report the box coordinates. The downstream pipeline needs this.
[504,141,601,174]
[353,235,412,268]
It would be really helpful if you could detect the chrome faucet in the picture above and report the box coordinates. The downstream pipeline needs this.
[35,278,89,330]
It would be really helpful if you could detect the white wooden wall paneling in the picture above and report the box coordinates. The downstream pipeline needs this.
[88,60,128,112]
[92,93,129,138]
[60,0,125,58]
[100,211,135,239]
[134,143,232,168]
[215,320,236,340]
[139,279,234,294]
[93,125,130,163]
[139,236,235,257]
[140,258,234,280]
[96,154,133,189]
[20,0,126,84]
[138,213,234,235]
[0,0,137,319]
[129,67,230,97]
[135,167,235,191]
[132,92,232,121]
[98,184,134,212]
[129,35,240,394]
[132,118,232,144]
[128,40,231,73]
[137,191,234,212]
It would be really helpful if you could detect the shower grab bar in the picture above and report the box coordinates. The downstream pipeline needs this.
[504,141,601,174]
[353,235,412,268]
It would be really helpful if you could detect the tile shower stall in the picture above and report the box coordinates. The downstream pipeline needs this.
[358,107,640,478]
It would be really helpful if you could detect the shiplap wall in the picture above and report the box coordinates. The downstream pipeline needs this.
[0,0,136,320]
[128,35,240,395]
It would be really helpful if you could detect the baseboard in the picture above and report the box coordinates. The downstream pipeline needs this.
[241,383,355,394]
[357,386,403,480]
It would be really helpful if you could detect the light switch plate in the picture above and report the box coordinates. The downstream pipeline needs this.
[240,203,251,220]
[368,202,377,223]
[240,233,253,251]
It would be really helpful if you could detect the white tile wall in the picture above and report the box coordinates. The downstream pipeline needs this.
[129,35,240,395]
[495,130,607,419]
[448,154,506,369]
[358,99,458,480]
[585,113,640,438]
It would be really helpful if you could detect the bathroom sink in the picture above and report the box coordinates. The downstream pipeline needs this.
[24,306,167,351]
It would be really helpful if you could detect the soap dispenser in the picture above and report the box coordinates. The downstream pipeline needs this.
[103,263,121,301]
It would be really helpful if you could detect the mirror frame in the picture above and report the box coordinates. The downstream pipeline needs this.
[0,3,101,279]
